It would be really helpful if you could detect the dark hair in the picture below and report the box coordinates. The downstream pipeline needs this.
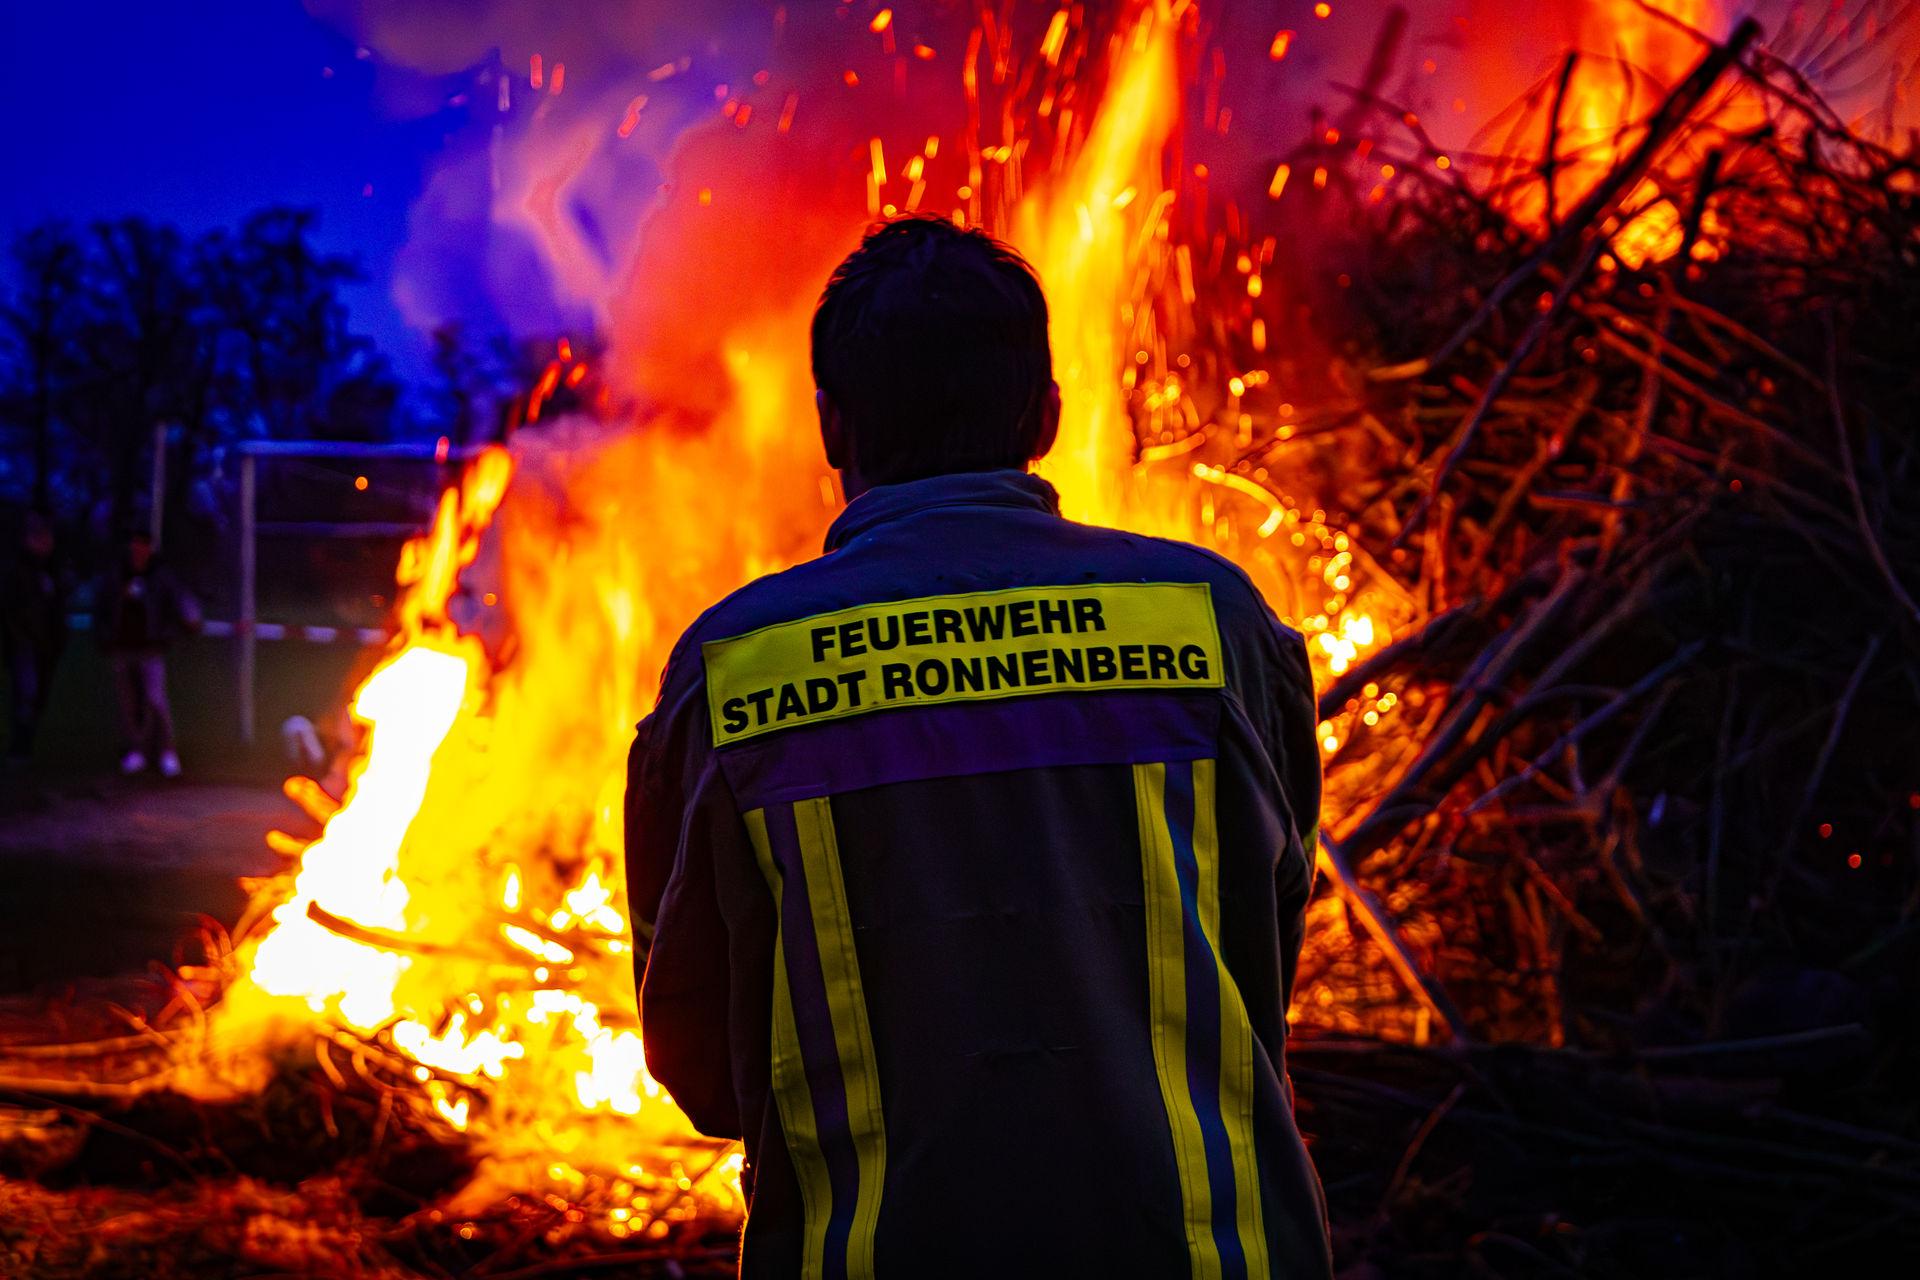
[811,216,1053,485]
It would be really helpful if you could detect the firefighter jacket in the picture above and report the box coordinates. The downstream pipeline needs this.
[627,468,1331,1279]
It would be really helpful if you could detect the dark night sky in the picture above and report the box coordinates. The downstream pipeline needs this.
[6,0,1888,394]
[0,0,458,380]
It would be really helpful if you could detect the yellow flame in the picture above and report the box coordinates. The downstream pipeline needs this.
[246,644,469,1030]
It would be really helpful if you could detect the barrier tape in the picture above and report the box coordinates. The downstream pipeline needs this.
[65,614,388,645]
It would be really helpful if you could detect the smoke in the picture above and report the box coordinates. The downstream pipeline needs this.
[304,0,782,346]
[311,0,1919,366]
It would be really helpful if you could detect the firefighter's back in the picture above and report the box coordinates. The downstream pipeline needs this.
[629,217,1330,1280]
[682,470,1329,1278]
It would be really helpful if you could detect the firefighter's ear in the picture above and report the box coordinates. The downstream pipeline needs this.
[818,389,849,470]
[1029,380,1061,463]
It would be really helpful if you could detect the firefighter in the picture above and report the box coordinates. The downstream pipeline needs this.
[627,216,1331,1279]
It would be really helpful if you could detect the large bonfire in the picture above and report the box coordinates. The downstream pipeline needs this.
[7,0,1920,1274]
[207,0,1414,1231]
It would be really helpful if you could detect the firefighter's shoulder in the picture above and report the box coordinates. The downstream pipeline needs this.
[1045,518,1307,649]
[676,547,875,655]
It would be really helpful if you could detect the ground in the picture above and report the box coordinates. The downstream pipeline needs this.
[1,627,366,991]
[0,779,289,997]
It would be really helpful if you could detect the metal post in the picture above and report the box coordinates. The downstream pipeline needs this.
[239,451,257,744]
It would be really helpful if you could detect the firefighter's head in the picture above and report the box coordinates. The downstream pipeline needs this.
[812,216,1059,496]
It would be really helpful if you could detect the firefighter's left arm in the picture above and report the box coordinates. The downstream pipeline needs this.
[625,646,743,1139]
[1270,627,1321,1013]
[1234,587,1321,1014]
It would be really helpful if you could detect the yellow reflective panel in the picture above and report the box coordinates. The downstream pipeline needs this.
[705,582,1224,745]
[745,808,832,1280]
[1133,762,1223,1280]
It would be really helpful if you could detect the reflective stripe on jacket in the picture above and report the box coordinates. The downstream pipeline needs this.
[627,469,1331,1279]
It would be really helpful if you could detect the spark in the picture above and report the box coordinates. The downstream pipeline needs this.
[617,95,648,138]
[1041,9,1070,66]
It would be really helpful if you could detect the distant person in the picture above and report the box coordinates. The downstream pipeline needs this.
[2,511,67,767]
[98,530,200,778]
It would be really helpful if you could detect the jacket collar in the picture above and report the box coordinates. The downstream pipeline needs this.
[824,469,1061,553]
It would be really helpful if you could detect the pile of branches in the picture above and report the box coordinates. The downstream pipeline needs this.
[1252,12,1920,1273]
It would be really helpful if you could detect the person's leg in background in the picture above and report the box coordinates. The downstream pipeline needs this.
[141,653,180,778]
[113,653,150,774]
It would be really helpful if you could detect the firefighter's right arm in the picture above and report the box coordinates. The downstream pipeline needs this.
[626,649,742,1139]
[1270,626,1322,1012]
[638,802,740,1138]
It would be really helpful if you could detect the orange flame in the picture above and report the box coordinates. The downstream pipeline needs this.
[1490,0,1757,266]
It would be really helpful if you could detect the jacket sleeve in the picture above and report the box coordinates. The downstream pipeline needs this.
[1266,624,1322,852]
[1266,626,1322,1013]
[625,644,742,1138]
[1230,580,1321,1014]
[624,714,677,937]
